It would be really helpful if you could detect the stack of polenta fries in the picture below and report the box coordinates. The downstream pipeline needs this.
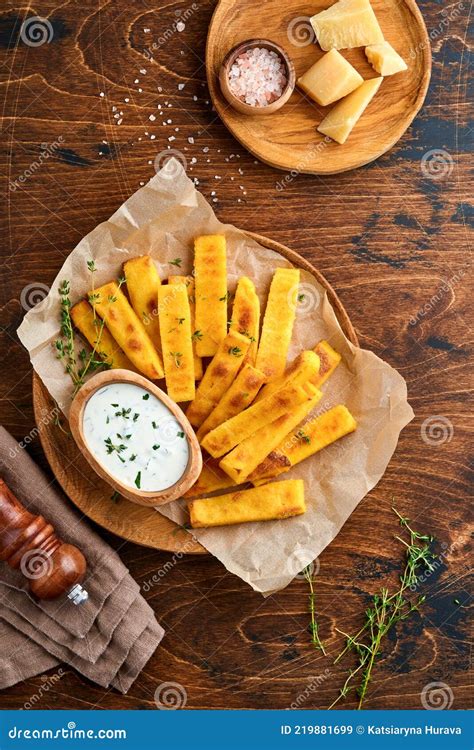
[70,235,357,529]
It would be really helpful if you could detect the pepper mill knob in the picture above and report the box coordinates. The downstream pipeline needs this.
[0,478,88,604]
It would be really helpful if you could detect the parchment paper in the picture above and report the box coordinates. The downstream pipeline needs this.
[17,159,414,594]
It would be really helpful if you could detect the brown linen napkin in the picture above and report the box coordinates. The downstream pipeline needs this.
[0,427,165,693]
[0,619,60,691]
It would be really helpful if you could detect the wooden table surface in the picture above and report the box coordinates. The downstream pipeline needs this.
[0,0,471,711]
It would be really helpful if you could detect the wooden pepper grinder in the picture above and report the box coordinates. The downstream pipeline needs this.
[0,478,88,604]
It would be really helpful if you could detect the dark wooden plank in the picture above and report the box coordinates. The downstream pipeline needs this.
[0,0,471,710]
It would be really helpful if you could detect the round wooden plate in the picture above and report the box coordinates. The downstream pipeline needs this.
[206,0,431,174]
[33,232,359,554]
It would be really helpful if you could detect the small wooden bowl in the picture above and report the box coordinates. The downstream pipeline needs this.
[69,369,202,508]
[219,39,295,116]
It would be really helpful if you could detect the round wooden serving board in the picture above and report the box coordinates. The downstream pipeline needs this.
[33,233,359,554]
[206,0,431,174]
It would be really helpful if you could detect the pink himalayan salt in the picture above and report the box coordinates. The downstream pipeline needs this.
[228,47,287,107]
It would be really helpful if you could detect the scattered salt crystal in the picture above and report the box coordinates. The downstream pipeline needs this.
[140,68,147,74]
[138,88,143,93]
[178,83,185,90]
[125,97,129,102]
[188,136,194,144]
[191,157,197,164]
[167,119,172,124]
[114,113,119,119]
[134,79,139,84]
[112,106,117,112]
[168,103,172,107]
[176,21,185,31]
[211,191,216,196]
[238,167,244,175]
[148,160,153,165]
[193,95,198,101]
[149,114,156,121]
[158,86,163,92]
[117,118,123,125]
[99,92,105,97]
[168,135,176,141]
[150,135,156,140]
[203,146,209,153]
[213,198,218,203]
[175,127,179,131]
[144,27,151,32]
[140,181,145,186]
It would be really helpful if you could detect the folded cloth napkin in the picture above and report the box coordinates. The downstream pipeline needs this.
[0,427,165,693]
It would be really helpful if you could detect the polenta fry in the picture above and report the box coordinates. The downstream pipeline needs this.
[230,277,260,365]
[188,479,306,528]
[219,385,322,483]
[158,283,195,402]
[249,404,357,484]
[186,330,250,427]
[194,234,227,357]
[312,340,341,387]
[71,300,136,370]
[256,350,320,402]
[169,275,203,380]
[201,381,313,458]
[196,364,265,441]
[123,255,163,356]
[183,458,236,498]
[89,281,164,379]
[255,267,300,382]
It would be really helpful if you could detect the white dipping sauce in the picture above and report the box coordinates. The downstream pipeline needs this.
[82,383,190,492]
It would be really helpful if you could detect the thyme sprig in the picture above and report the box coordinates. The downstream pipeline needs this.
[329,508,436,710]
[303,564,326,655]
[54,263,124,398]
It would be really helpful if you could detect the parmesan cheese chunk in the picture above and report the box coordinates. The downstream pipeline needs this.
[298,49,363,106]
[317,76,383,144]
[365,42,408,76]
[311,0,384,51]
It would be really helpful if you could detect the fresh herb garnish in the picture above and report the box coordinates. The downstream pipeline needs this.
[177,317,186,325]
[142,393,150,400]
[152,421,158,429]
[298,293,306,303]
[191,330,203,341]
[329,508,436,710]
[134,471,141,489]
[104,437,127,456]
[304,565,326,655]
[177,431,185,438]
[170,351,183,368]
[169,258,182,267]
[219,291,230,302]
[115,407,131,419]
[133,412,140,422]
[228,346,243,357]
[296,429,311,444]
[152,444,160,451]
[129,454,137,462]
